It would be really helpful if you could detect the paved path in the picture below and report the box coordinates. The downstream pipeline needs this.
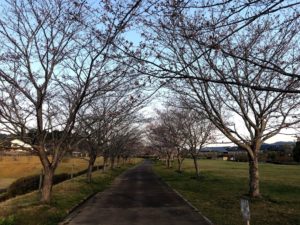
[61,160,212,225]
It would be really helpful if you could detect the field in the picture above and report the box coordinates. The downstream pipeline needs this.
[0,156,103,189]
[154,159,300,225]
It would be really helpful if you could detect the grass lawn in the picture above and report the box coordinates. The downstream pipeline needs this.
[0,156,103,189]
[0,159,141,225]
[153,159,300,225]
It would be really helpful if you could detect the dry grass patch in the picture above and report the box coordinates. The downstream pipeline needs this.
[0,156,103,189]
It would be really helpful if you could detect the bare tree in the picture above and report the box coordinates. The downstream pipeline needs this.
[179,108,215,177]
[75,75,146,178]
[118,0,300,93]
[148,104,215,176]
[108,126,142,169]
[156,107,188,172]
[147,121,175,168]
[0,0,142,203]
[132,0,300,197]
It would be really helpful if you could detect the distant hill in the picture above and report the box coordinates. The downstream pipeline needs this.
[272,141,294,146]
[260,141,295,151]
[203,141,295,153]
[202,146,230,153]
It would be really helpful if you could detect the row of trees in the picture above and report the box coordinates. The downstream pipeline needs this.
[0,0,146,203]
[137,1,300,198]
[1,0,300,202]
[147,102,215,177]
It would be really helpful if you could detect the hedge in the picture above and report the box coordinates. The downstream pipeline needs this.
[3,165,103,200]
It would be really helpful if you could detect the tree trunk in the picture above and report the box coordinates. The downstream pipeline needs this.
[192,155,200,177]
[248,154,260,197]
[166,157,171,168]
[87,155,96,183]
[110,157,115,169]
[103,155,108,171]
[116,155,120,167]
[41,168,54,204]
[177,157,184,172]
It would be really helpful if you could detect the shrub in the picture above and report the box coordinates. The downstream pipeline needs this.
[7,173,70,198]
[6,165,104,199]
[4,164,104,201]
[0,193,9,202]
[7,175,40,197]
[293,141,300,162]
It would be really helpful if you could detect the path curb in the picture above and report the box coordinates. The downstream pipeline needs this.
[156,174,214,225]
[58,184,100,225]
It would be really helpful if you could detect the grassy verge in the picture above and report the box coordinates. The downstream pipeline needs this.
[153,159,300,225]
[0,160,141,225]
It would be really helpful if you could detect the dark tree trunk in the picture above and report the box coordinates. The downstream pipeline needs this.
[116,155,121,167]
[41,168,54,204]
[248,154,260,197]
[87,154,96,183]
[110,157,115,169]
[166,157,171,168]
[192,155,200,177]
[177,157,184,172]
[103,155,108,170]
[122,157,126,165]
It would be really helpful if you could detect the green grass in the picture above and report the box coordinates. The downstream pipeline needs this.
[153,159,300,225]
[0,161,140,225]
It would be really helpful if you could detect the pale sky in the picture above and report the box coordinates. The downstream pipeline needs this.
[142,96,298,147]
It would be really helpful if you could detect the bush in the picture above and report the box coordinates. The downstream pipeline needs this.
[6,165,104,199]
[293,141,300,162]
[0,193,9,202]
[53,173,70,184]
[7,175,40,197]
[7,173,69,198]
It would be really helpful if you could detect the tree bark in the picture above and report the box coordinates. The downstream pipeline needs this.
[116,155,121,167]
[41,168,54,204]
[248,154,260,197]
[166,157,171,168]
[110,157,115,169]
[103,155,108,171]
[192,155,200,177]
[87,155,96,183]
[177,157,184,172]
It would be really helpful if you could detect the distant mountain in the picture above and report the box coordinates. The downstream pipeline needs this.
[203,141,295,153]
[260,141,295,151]
[271,141,294,146]
[202,146,230,153]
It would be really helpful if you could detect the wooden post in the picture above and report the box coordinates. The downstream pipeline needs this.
[39,169,43,192]
[241,198,250,225]
[71,163,75,179]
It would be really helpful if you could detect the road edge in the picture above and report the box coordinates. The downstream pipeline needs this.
[165,182,214,225]
[151,163,214,225]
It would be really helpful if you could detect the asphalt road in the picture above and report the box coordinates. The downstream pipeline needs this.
[61,160,212,225]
